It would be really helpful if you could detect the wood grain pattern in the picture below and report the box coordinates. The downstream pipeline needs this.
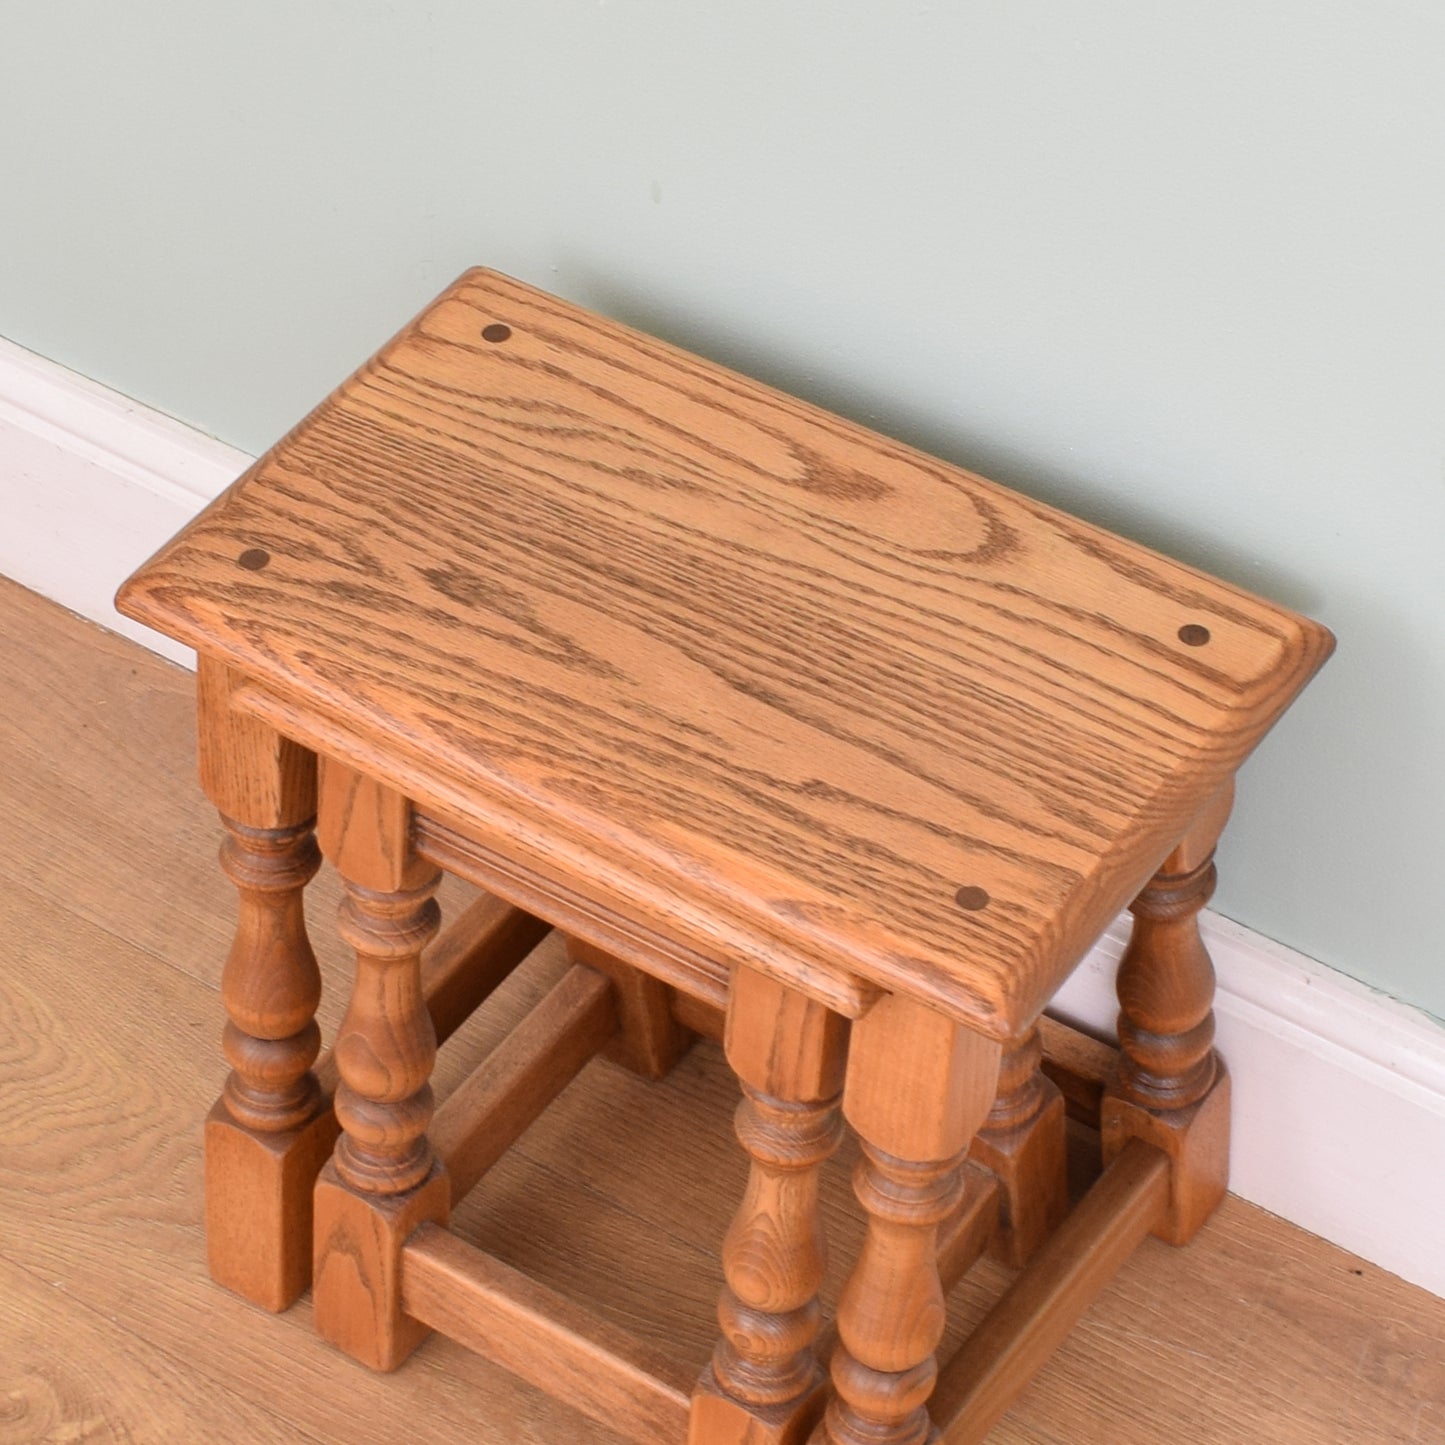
[813,1164,1002,1381]
[203,1091,339,1313]
[213,815,324,1136]
[196,655,316,828]
[970,1025,1068,1268]
[431,962,618,1203]
[0,858,625,1445]
[318,756,433,895]
[313,1159,452,1373]
[313,888,556,1102]
[567,935,694,1080]
[825,1003,1002,1445]
[402,1224,694,1445]
[0,576,1439,1445]
[214,888,545,1310]
[115,269,1333,1036]
[410,799,745,1015]
[329,866,444,1197]
[694,969,848,1444]
[931,1139,1171,1442]
[1104,790,1233,1245]
[0,1251,303,1444]
[396,890,550,1061]
[197,656,333,1311]
[313,764,454,1371]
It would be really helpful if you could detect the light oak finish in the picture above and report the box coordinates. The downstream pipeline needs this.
[196,654,317,829]
[110,272,1334,1440]
[673,990,728,1043]
[197,655,334,1312]
[297,887,548,1329]
[1103,786,1233,1245]
[410,803,738,1018]
[312,1159,451,1373]
[116,268,1333,1040]
[416,892,551,1044]
[431,962,618,1203]
[932,1139,1171,1442]
[203,1089,339,1312]
[934,1169,1005,1298]
[823,1000,1002,1445]
[203,713,547,1314]
[691,968,850,1444]
[568,934,696,1080]
[814,1164,1002,1379]
[0,573,1438,1445]
[969,1025,1068,1268]
[402,1224,695,1445]
[312,763,451,1369]
[328,879,442,1191]
[314,890,552,1100]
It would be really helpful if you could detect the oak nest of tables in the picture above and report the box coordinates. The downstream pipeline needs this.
[116,269,1332,1445]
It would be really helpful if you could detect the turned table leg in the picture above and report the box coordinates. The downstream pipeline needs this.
[1102,783,1234,1245]
[969,1023,1067,1267]
[197,658,337,1312]
[312,760,450,1370]
[689,967,849,1445]
[820,997,1001,1445]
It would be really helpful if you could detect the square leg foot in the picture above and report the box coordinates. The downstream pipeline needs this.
[313,1159,450,1371]
[970,1083,1067,1268]
[689,1365,829,1445]
[1101,1065,1231,1246]
[204,1097,339,1312]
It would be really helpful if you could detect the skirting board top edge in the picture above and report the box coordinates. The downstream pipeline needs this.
[1201,913,1445,1107]
[1056,914,1445,1108]
[0,335,249,507]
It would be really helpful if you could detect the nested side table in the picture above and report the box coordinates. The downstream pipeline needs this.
[117,269,1331,1444]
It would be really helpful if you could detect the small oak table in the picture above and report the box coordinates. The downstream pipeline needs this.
[117,269,1332,1445]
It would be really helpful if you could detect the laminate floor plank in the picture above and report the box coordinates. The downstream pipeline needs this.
[0,869,637,1445]
[2,575,1442,1444]
[0,1250,314,1445]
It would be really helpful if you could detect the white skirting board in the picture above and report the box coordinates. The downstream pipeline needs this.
[0,336,250,668]
[1051,916,1445,1300]
[3,334,1443,1300]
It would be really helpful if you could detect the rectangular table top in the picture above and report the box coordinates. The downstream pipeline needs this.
[118,269,1332,1036]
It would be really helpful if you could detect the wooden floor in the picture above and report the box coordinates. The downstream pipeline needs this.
[2,575,1441,1445]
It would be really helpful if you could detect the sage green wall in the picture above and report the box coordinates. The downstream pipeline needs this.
[3,3,1442,1016]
